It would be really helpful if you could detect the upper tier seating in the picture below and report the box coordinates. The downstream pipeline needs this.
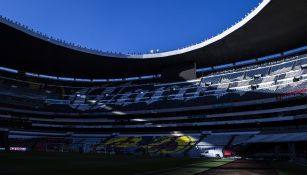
[0,54,306,114]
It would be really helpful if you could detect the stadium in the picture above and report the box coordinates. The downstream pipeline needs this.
[0,0,307,174]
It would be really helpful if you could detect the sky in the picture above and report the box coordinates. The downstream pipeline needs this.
[0,0,261,54]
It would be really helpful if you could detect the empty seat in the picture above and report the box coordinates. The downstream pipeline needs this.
[245,67,270,79]
[221,72,244,83]
[293,57,307,70]
[201,76,221,84]
[270,61,294,75]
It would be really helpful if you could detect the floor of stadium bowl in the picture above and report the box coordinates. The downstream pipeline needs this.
[0,152,214,175]
[1,152,307,175]
[197,160,278,175]
[136,159,231,175]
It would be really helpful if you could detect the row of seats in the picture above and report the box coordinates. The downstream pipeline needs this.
[8,131,307,157]
[8,135,198,155]
[2,100,305,130]
[202,55,307,84]
[54,56,307,112]
[0,54,306,114]
[63,75,307,113]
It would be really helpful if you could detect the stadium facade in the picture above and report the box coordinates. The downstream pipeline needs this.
[0,0,307,160]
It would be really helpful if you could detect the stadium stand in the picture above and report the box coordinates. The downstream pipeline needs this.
[0,50,306,159]
[0,0,307,163]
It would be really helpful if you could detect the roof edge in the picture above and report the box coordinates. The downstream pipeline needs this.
[0,0,270,59]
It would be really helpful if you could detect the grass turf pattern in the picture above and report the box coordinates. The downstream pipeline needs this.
[0,152,224,175]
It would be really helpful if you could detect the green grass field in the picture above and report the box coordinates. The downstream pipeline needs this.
[2,152,306,175]
[0,152,230,175]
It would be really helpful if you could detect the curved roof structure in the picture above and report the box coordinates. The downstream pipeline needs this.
[0,0,306,79]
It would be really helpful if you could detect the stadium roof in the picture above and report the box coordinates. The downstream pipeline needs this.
[0,0,306,79]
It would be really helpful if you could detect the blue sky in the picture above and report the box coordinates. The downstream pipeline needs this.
[0,0,261,53]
